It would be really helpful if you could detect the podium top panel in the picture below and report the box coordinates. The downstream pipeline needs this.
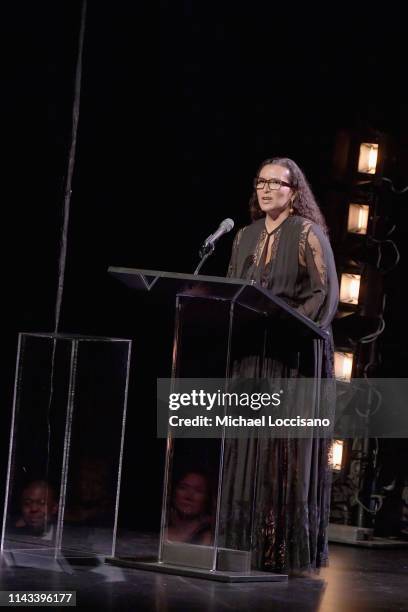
[108,267,328,340]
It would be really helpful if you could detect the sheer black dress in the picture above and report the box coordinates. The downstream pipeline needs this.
[225,214,339,572]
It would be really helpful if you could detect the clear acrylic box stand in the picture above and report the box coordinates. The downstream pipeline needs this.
[1,333,131,568]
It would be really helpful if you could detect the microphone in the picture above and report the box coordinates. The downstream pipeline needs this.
[195,218,235,274]
[202,218,235,251]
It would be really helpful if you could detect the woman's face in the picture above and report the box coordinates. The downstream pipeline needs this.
[174,473,208,518]
[256,164,294,216]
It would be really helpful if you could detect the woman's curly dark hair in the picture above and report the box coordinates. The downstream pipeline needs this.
[249,157,328,234]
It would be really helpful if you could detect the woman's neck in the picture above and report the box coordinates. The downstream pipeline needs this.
[264,208,290,233]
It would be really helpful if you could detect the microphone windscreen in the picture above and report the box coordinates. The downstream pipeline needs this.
[222,218,234,231]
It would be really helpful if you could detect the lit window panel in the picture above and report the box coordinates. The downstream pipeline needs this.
[358,142,378,174]
[331,439,344,471]
[340,273,361,305]
[334,351,354,382]
[347,203,369,235]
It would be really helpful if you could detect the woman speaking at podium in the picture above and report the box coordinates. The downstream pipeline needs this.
[226,157,339,572]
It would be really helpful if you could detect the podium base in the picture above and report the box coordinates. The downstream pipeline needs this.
[105,556,288,583]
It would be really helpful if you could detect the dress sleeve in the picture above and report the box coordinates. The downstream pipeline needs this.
[227,228,244,278]
[297,224,339,328]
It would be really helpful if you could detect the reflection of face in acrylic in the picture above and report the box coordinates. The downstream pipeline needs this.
[19,481,58,535]
[174,473,209,519]
[167,471,213,546]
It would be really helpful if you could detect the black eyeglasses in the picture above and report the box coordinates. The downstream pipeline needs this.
[254,177,293,190]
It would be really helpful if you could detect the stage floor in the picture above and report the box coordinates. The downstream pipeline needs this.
[0,532,407,611]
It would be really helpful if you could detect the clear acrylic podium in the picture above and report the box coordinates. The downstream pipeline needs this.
[1,333,131,568]
[107,268,328,582]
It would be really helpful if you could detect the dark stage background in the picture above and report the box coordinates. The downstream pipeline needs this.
[2,2,408,531]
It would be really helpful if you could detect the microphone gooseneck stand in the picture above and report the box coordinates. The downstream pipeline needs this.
[194,242,215,275]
